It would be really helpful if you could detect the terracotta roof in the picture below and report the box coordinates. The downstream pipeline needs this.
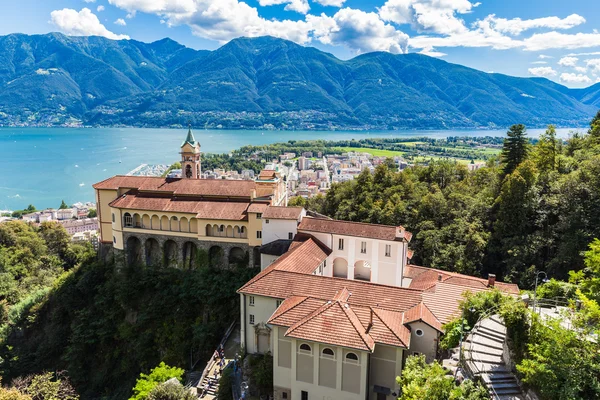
[108,193,249,220]
[298,216,411,242]
[422,282,489,324]
[258,170,277,179]
[403,302,443,332]
[262,206,304,220]
[267,238,330,274]
[247,203,269,213]
[406,265,519,295]
[93,176,257,198]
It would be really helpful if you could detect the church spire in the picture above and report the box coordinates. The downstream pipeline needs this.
[182,124,197,147]
[180,125,201,179]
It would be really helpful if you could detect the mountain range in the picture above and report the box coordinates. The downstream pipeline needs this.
[0,33,599,129]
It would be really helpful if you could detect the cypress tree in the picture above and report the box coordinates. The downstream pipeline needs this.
[501,124,529,175]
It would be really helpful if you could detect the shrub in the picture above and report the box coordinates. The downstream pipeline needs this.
[439,318,468,350]
[460,289,508,328]
[147,381,195,400]
[499,299,530,362]
[130,362,185,400]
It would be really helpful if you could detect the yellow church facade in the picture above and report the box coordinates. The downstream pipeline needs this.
[93,129,286,268]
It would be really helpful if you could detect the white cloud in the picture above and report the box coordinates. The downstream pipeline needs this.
[419,46,446,57]
[480,14,585,36]
[379,0,477,35]
[50,8,130,40]
[97,5,105,12]
[523,32,600,51]
[311,8,409,54]
[574,66,588,73]
[259,0,309,14]
[114,18,127,26]
[531,61,547,64]
[558,56,578,67]
[84,0,96,3]
[560,72,592,83]
[528,66,557,77]
[539,54,553,59]
[586,59,600,74]
[568,51,600,57]
[313,0,346,6]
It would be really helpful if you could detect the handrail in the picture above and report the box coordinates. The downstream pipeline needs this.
[463,305,503,399]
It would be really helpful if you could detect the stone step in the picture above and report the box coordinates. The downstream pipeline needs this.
[486,381,521,391]
[464,351,504,365]
[465,342,504,356]
[470,329,505,345]
[476,326,507,341]
[493,386,523,395]
[481,373,518,384]
[464,338,504,352]
[467,360,509,374]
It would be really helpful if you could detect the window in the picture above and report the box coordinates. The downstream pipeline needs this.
[249,296,255,306]
[301,391,308,400]
[288,232,294,240]
[124,213,133,227]
[282,393,288,399]
[249,314,255,325]
[112,213,115,223]
[219,225,225,232]
[385,244,391,257]
[299,343,312,354]
[415,329,424,337]
[319,263,323,274]
[113,236,116,244]
[413,352,420,357]
[338,238,344,250]
[345,352,359,363]
[276,300,283,307]
[256,213,262,219]
[321,348,335,359]
[257,231,262,239]
[360,241,367,254]
[241,226,246,233]
[265,219,270,224]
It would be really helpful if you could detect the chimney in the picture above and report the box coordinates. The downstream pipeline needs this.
[395,226,404,240]
[488,274,496,288]
[438,274,443,282]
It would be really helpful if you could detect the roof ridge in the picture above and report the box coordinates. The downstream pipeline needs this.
[302,216,400,229]
[339,302,375,351]
[371,307,408,348]
[269,296,309,322]
[286,300,337,335]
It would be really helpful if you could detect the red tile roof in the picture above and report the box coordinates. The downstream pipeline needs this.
[422,282,489,324]
[405,265,520,295]
[258,170,277,179]
[262,206,304,220]
[108,193,249,220]
[93,176,258,198]
[298,217,411,242]
[403,302,443,332]
[247,203,269,213]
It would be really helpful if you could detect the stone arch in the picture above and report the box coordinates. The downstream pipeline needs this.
[145,238,161,267]
[333,258,348,278]
[133,213,141,228]
[190,218,198,233]
[170,216,179,232]
[209,245,225,268]
[226,225,233,238]
[240,226,247,238]
[124,212,133,228]
[126,236,142,266]
[219,224,225,237]
[164,240,178,268]
[180,217,190,233]
[151,215,160,230]
[229,247,246,266]
[206,224,213,236]
[161,216,169,231]
[354,260,371,282]
[183,241,198,269]
[142,214,151,229]
[234,226,241,238]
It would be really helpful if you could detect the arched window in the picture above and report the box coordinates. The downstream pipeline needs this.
[124,213,133,227]
[241,226,246,233]
[322,348,335,358]
[345,352,359,363]
[299,343,312,353]
[185,164,192,178]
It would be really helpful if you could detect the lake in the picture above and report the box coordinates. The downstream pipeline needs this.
[0,127,585,211]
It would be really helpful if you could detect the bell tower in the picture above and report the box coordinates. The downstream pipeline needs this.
[180,126,201,179]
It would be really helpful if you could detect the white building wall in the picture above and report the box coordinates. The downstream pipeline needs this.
[241,294,280,354]
[262,219,298,244]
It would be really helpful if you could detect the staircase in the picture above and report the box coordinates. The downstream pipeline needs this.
[464,314,524,400]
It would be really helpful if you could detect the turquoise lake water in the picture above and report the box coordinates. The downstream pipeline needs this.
[0,127,584,210]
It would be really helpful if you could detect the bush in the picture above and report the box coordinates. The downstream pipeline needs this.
[147,381,195,400]
[460,290,508,328]
[130,362,184,400]
[499,299,530,362]
[439,318,468,350]
[536,278,577,301]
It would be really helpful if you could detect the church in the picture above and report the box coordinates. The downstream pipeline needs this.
[93,129,519,400]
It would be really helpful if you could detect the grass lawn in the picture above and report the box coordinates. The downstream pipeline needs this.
[337,147,405,157]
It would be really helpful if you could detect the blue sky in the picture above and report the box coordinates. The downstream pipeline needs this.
[1,0,600,87]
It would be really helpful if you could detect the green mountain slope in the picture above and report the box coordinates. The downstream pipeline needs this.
[0,33,598,128]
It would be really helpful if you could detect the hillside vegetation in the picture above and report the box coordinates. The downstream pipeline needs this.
[293,112,600,287]
[0,34,598,129]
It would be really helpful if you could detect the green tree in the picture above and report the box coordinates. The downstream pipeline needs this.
[589,110,600,143]
[147,381,195,400]
[38,222,70,259]
[501,124,530,175]
[59,201,69,210]
[535,125,559,174]
[130,362,184,400]
[86,209,97,218]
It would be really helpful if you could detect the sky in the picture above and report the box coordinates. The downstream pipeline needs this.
[1,0,600,88]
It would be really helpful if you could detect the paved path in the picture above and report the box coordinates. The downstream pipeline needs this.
[464,314,524,400]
